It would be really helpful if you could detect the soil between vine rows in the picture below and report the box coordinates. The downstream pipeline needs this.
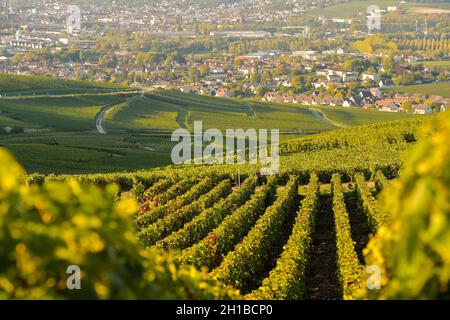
[344,185,371,265]
[304,186,340,300]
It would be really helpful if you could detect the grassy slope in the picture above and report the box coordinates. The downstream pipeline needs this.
[412,61,450,70]
[306,0,450,18]
[149,90,336,132]
[0,74,126,95]
[106,96,181,131]
[388,82,450,98]
[1,132,175,174]
[0,80,433,174]
[316,105,418,126]
[0,94,128,131]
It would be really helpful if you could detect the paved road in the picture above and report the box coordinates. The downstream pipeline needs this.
[309,108,345,128]
[96,92,143,134]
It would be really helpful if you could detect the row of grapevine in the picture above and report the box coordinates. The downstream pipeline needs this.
[137,178,231,247]
[354,173,390,232]
[179,177,278,270]
[142,177,178,201]
[151,178,197,205]
[134,176,219,229]
[0,148,243,300]
[249,173,320,300]
[155,176,258,251]
[31,171,166,192]
[212,176,298,293]
[374,170,389,193]
[280,117,430,156]
[331,174,363,299]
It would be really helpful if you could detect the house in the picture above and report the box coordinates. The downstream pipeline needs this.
[379,79,394,89]
[369,87,382,97]
[409,94,425,103]
[283,94,295,103]
[394,95,409,105]
[216,88,230,97]
[330,98,344,106]
[380,104,400,112]
[342,99,355,108]
[414,104,433,115]
[342,72,359,82]
[180,86,196,93]
[350,96,365,107]
[263,92,283,102]
[376,99,396,109]
[327,74,342,83]
[362,73,380,82]
[427,95,443,104]
[313,79,328,89]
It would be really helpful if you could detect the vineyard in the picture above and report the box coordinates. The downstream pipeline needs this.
[131,168,390,299]
[0,112,449,299]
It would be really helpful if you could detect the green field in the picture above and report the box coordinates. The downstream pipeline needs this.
[0,94,130,131]
[315,105,418,126]
[306,0,450,18]
[412,61,450,70]
[0,132,176,174]
[389,81,450,98]
[0,73,126,96]
[107,96,183,131]
[0,75,433,174]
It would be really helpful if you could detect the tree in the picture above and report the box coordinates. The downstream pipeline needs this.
[382,56,394,75]
[347,82,358,98]
[199,64,208,77]
[255,86,269,98]
[343,58,353,72]
[250,65,261,83]
[292,76,304,92]
[327,83,336,95]
[188,68,200,83]
[393,75,404,86]
[401,101,413,113]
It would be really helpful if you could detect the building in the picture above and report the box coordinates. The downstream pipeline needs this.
[380,104,400,112]
[209,31,271,38]
[414,105,433,115]
[215,88,230,97]
[362,73,381,82]
[379,79,394,88]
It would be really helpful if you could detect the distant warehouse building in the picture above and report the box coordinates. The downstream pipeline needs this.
[209,31,272,38]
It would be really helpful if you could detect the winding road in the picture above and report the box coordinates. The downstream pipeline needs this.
[95,91,143,134]
[309,108,346,128]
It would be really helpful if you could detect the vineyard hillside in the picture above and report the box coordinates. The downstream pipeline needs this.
[1,112,448,299]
